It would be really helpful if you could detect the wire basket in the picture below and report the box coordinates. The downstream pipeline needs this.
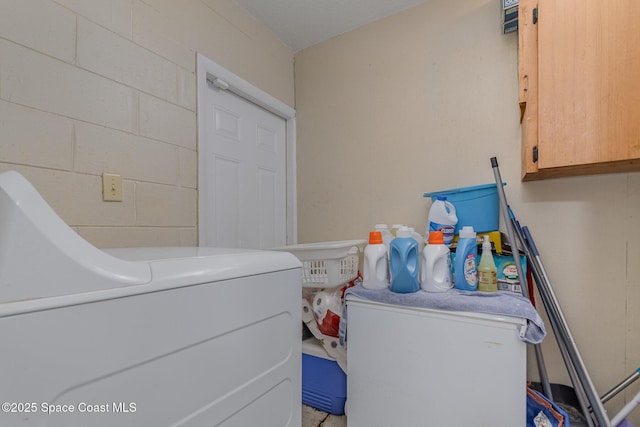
[271,240,365,287]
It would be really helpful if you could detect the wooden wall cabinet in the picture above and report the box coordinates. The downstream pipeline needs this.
[518,0,640,181]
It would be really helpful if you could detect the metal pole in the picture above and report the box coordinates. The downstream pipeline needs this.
[489,157,553,401]
[490,157,611,426]
[490,158,527,298]
[522,225,611,427]
[520,230,595,425]
[601,368,640,404]
[511,215,594,426]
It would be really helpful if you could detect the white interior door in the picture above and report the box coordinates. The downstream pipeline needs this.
[200,80,286,249]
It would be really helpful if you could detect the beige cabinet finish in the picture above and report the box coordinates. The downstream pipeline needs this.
[519,0,640,181]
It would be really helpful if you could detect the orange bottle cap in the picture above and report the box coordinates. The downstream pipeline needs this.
[428,231,444,244]
[369,231,383,244]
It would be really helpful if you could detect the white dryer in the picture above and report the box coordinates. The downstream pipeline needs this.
[0,171,302,427]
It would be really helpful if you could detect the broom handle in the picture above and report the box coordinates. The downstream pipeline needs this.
[490,157,610,426]
[519,219,595,426]
[489,157,555,402]
[490,158,527,299]
[523,225,612,427]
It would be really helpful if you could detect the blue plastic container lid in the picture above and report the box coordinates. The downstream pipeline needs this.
[423,183,506,201]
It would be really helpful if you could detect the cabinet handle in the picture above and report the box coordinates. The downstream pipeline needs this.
[533,7,538,24]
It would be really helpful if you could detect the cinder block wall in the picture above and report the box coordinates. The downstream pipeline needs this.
[0,0,293,248]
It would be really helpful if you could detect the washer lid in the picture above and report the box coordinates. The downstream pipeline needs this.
[0,171,152,304]
[107,247,301,287]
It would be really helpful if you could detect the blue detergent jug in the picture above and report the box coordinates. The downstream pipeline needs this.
[389,227,420,293]
[454,226,478,291]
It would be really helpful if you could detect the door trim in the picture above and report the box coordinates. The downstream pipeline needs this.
[196,53,297,246]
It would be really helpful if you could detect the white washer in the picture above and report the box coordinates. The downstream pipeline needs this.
[346,297,527,426]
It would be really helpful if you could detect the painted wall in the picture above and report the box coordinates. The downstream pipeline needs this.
[0,0,294,248]
[1,0,638,421]
[294,0,640,422]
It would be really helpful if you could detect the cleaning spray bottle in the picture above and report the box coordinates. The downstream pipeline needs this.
[478,234,498,292]
[454,226,478,291]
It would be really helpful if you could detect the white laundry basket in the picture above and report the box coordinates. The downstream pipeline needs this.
[272,240,365,287]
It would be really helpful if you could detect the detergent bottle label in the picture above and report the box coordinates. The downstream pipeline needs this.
[429,221,455,246]
[463,254,477,286]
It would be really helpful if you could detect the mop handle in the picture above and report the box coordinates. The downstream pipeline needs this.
[522,225,612,426]
[522,226,540,257]
[490,157,528,299]
[507,209,556,402]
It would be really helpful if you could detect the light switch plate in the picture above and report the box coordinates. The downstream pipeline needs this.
[102,173,123,202]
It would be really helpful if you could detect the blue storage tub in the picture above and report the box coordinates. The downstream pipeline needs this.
[302,338,347,415]
[424,183,504,234]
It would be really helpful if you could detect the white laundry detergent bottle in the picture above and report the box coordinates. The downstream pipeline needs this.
[421,230,453,292]
[374,224,393,253]
[408,227,424,254]
[391,224,404,236]
[363,231,389,290]
[427,196,458,246]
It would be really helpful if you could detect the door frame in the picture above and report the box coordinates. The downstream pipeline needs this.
[196,53,297,246]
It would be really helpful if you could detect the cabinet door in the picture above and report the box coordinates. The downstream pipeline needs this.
[518,0,539,178]
[538,0,640,169]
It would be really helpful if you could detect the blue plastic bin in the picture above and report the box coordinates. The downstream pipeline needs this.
[424,183,504,234]
[302,338,347,415]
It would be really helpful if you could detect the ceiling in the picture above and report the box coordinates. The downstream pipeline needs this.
[233,0,429,52]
